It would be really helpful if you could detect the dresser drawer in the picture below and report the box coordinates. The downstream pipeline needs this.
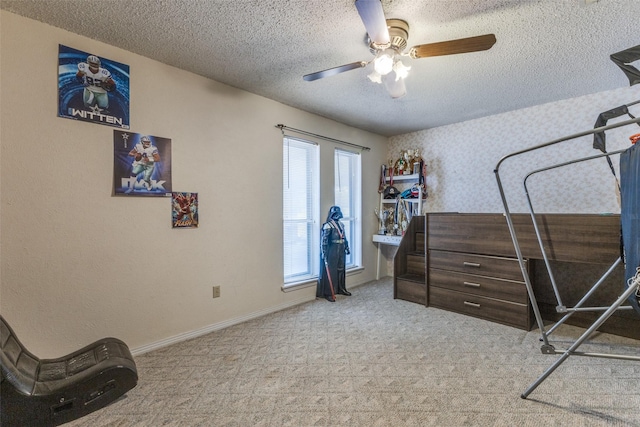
[429,250,526,281]
[429,268,529,304]
[429,286,531,329]
[396,278,426,305]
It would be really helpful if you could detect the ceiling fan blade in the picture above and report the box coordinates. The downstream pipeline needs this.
[303,61,367,81]
[409,34,496,59]
[355,0,390,45]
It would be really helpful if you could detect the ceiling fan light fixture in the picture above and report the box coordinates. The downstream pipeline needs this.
[382,71,407,99]
[373,48,395,75]
[367,70,382,84]
[393,60,411,81]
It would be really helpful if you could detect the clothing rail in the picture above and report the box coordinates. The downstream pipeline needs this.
[494,115,640,399]
[522,149,629,313]
[521,150,635,342]
[276,124,371,151]
[494,116,640,342]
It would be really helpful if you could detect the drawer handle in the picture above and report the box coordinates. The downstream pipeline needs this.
[463,262,481,268]
[464,301,481,308]
[463,281,481,288]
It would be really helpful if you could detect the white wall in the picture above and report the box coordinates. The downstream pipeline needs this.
[0,11,389,357]
[390,86,640,214]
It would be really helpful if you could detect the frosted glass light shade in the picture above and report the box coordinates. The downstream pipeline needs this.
[373,49,395,76]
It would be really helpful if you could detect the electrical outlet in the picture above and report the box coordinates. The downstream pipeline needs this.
[212,286,221,298]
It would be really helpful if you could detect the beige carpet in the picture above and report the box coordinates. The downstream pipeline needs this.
[67,278,640,426]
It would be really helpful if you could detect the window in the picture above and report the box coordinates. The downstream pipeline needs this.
[283,137,319,284]
[334,149,362,268]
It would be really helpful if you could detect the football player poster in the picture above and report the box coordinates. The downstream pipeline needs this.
[113,130,172,197]
[172,192,199,228]
[58,44,130,129]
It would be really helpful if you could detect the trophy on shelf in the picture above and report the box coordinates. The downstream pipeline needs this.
[374,208,386,235]
[403,150,413,175]
[412,149,422,175]
[374,207,395,235]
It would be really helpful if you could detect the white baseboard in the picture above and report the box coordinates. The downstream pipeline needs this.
[130,295,314,356]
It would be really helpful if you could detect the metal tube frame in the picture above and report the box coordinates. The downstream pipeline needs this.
[522,150,628,320]
[493,116,640,398]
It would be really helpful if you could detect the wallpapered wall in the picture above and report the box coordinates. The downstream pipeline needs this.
[388,85,640,214]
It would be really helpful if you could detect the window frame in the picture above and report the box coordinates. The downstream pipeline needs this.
[334,148,362,270]
[282,137,320,285]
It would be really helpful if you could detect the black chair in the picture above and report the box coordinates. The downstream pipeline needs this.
[1,315,138,426]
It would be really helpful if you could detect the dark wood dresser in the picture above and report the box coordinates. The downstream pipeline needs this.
[428,250,532,329]
[394,213,637,338]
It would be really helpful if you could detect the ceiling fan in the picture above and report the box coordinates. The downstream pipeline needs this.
[303,0,497,98]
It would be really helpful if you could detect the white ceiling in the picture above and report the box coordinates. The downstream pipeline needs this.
[2,0,639,136]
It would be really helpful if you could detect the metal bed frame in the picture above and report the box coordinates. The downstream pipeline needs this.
[494,115,640,399]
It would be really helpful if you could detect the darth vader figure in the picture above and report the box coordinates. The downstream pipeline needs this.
[317,206,352,302]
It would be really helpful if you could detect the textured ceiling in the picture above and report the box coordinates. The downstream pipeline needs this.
[2,0,639,136]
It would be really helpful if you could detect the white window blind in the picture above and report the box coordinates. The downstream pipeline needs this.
[334,149,362,268]
[283,137,319,284]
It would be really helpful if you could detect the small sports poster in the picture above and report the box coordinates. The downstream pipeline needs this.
[172,192,199,228]
[58,44,130,129]
[113,131,172,196]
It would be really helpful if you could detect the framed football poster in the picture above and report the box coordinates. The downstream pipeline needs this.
[113,131,172,196]
[58,44,130,129]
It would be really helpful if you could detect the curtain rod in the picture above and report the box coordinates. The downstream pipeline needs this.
[276,124,371,151]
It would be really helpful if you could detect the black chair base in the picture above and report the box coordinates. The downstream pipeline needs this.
[1,316,138,426]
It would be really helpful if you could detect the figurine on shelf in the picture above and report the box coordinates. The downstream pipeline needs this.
[317,206,351,302]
